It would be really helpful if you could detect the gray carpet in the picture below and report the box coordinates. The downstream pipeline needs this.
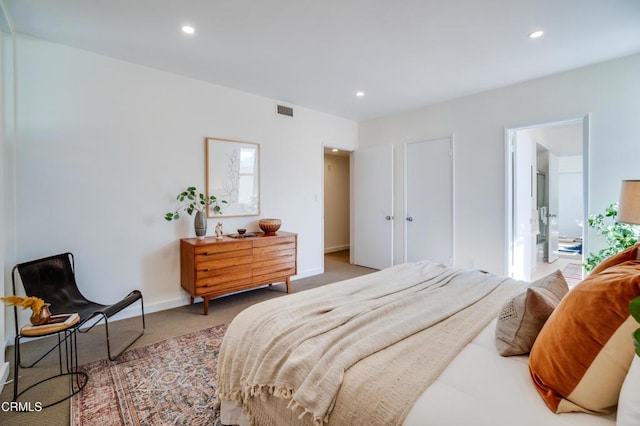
[0,251,373,426]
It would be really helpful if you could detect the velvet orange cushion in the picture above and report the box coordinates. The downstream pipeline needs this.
[528,261,640,414]
[589,243,640,275]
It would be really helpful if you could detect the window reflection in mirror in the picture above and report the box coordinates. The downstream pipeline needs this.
[206,137,260,217]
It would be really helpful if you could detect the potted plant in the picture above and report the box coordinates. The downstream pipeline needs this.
[1,295,51,325]
[617,296,640,425]
[583,203,638,272]
[632,297,640,356]
[164,186,228,239]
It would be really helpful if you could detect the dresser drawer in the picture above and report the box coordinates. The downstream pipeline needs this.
[253,262,296,285]
[252,252,296,269]
[252,235,295,247]
[194,241,251,255]
[196,251,252,269]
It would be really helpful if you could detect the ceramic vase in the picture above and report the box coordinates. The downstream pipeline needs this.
[30,303,52,325]
[194,210,207,239]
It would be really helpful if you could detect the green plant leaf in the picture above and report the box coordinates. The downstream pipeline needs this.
[630,297,640,323]
[583,202,639,271]
[633,328,640,357]
[165,186,228,222]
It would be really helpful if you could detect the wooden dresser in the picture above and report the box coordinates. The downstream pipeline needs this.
[180,231,297,314]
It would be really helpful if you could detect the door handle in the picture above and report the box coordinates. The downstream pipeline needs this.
[385,215,393,220]
[406,216,413,222]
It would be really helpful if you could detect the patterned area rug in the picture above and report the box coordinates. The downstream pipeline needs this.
[71,323,227,426]
[562,262,584,287]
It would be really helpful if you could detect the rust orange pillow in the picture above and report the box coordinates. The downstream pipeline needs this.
[528,261,640,414]
[589,243,640,275]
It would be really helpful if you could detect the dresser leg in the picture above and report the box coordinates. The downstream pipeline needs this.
[203,297,210,315]
[190,296,194,305]
[285,277,291,293]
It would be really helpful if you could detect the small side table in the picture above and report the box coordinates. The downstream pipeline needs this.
[13,314,88,408]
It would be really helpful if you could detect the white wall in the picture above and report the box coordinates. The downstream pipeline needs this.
[323,154,350,252]
[359,53,640,274]
[4,34,357,337]
[0,29,9,388]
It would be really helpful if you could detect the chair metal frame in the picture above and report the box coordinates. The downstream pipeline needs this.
[12,252,145,362]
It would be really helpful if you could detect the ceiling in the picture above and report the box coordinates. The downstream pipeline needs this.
[2,0,639,121]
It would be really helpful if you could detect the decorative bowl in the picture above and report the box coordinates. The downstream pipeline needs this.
[259,218,281,235]
[237,228,247,235]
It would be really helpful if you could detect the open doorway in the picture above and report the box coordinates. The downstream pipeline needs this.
[323,147,352,270]
[506,116,589,282]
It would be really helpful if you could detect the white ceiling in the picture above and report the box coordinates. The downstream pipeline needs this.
[2,0,640,121]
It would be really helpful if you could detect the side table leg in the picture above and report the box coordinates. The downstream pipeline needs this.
[13,335,19,401]
[286,277,291,293]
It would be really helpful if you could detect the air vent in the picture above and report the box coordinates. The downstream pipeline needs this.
[277,104,294,117]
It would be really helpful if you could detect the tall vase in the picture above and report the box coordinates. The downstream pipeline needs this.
[194,210,207,239]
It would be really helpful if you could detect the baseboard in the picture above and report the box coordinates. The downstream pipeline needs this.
[100,266,326,318]
[293,267,324,280]
[4,266,328,347]
[0,361,9,394]
[324,244,350,254]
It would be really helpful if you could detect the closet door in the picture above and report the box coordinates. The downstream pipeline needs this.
[353,145,394,270]
[405,138,453,265]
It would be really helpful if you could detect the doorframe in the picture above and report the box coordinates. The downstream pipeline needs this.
[403,135,456,264]
[321,144,354,272]
[504,114,590,278]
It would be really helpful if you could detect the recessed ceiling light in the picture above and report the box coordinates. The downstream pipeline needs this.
[332,148,339,152]
[529,30,544,39]
[356,91,365,97]
[182,25,195,35]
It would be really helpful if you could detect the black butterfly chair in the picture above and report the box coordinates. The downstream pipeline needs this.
[12,252,145,361]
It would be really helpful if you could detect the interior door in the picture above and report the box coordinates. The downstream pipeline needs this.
[546,152,560,263]
[405,138,453,264]
[353,145,393,270]
[511,130,535,281]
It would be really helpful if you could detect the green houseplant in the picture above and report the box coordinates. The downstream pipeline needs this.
[164,186,227,238]
[583,203,638,272]
[632,297,640,357]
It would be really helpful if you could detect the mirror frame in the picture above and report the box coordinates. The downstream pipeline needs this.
[205,137,260,217]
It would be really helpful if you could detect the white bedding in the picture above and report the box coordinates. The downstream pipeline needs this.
[404,319,616,426]
[222,318,617,426]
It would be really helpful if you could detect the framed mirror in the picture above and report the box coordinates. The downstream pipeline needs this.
[206,137,260,217]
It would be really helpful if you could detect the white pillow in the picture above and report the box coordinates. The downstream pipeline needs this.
[618,355,640,425]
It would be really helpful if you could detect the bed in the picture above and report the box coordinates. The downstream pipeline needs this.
[217,252,640,426]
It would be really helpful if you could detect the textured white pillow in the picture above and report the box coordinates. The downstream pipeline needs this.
[495,270,569,356]
[618,355,640,425]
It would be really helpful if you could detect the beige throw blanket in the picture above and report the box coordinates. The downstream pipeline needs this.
[217,261,523,425]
